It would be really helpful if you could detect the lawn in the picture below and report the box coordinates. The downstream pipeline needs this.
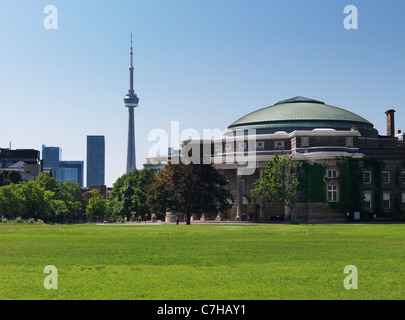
[0,223,404,300]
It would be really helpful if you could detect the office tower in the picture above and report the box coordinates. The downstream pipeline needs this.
[42,145,84,186]
[87,135,105,187]
[59,161,84,187]
[42,145,61,179]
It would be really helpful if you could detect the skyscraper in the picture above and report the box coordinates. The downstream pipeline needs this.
[42,145,84,186]
[87,135,105,187]
[42,145,61,179]
[59,161,84,187]
[124,33,139,173]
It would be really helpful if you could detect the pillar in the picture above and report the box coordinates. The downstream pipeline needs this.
[258,200,265,221]
[236,172,243,221]
[165,211,176,223]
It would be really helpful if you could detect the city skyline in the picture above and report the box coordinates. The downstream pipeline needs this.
[1,1,405,187]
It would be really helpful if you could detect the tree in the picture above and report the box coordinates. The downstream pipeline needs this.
[146,162,231,224]
[0,170,22,186]
[109,168,156,220]
[50,199,68,223]
[61,180,86,223]
[86,189,108,221]
[36,173,85,223]
[20,181,52,219]
[0,184,24,219]
[251,153,302,222]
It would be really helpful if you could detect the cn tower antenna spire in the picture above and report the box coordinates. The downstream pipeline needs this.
[124,33,139,173]
[130,33,133,67]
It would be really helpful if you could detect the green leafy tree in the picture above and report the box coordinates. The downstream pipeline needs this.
[50,199,68,223]
[146,162,231,225]
[251,153,302,222]
[0,184,24,218]
[86,189,108,221]
[36,173,61,195]
[0,170,22,186]
[109,168,156,220]
[60,180,86,223]
[20,181,52,219]
[36,173,86,223]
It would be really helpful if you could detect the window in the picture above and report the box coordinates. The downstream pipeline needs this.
[256,141,265,150]
[225,143,232,152]
[274,141,285,149]
[345,137,354,147]
[327,185,338,202]
[242,179,246,191]
[363,171,372,184]
[237,142,245,152]
[383,193,390,209]
[401,172,405,184]
[364,192,372,210]
[214,144,222,153]
[402,193,405,209]
[327,170,337,178]
[382,171,390,184]
[301,137,309,147]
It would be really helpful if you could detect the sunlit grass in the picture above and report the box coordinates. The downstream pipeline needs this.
[0,223,403,299]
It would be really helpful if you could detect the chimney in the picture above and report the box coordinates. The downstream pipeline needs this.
[385,109,396,137]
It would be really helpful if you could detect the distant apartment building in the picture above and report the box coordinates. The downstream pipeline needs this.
[0,148,44,182]
[0,148,40,167]
[86,136,105,187]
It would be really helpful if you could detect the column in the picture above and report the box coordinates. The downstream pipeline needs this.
[236,171,243,221]
[258,200,265,221]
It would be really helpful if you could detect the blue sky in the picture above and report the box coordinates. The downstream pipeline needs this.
[1,0,405,187]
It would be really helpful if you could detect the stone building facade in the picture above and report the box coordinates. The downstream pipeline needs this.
[146,97,405,222]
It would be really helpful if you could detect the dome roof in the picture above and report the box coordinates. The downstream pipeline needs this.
[227,97,376,136]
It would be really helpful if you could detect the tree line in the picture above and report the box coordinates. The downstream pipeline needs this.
[0,162,234,224]
[0,172,87,223]
[1,155,302,224]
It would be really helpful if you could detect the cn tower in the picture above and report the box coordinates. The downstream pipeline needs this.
[124,33,139,173]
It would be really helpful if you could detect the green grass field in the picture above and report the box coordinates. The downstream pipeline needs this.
[0,222,404,300]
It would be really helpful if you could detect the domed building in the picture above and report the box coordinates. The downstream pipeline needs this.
[146,97,405,222]
[226,96,378,138]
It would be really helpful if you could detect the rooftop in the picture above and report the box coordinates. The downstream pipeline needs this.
[227,97,375,136]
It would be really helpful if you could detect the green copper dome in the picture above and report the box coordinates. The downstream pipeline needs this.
[227,97,376,137]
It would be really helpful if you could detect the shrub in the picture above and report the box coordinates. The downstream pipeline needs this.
[2,219,8,223]
[372,217,391,222]
[15,218,23,223]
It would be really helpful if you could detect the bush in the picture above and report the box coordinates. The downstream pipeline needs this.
[15,218,23,223]
[372,217,391,222]
[1,219,8,223]
[28,218,35,224]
